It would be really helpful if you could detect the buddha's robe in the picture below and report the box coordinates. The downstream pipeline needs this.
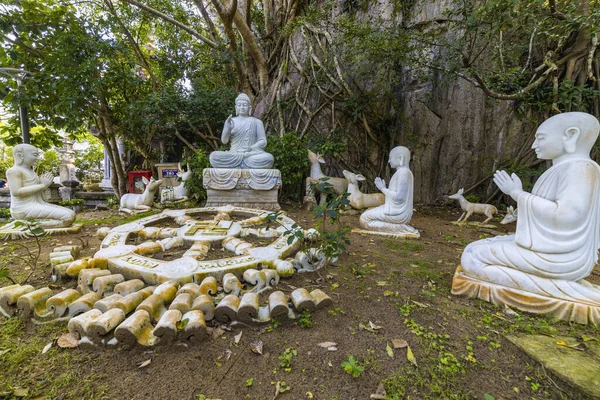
[460,159,600,303]
[209,117,274,169]
[10,172,75,225]
[359,168,418,234]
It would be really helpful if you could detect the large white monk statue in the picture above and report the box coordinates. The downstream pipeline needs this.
[358,146,419,238]
[209,93,274,169]
[6,144,76,227]
[453,112,600,325]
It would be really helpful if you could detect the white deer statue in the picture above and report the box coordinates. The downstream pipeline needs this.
[120,176,163,214]
[304,150,348,206]
[161,162,192,203]
[448,188,497,224]
[500,205,518,225]
[342,170,384,210]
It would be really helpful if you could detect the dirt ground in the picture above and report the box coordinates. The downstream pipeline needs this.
[1,205,600,400]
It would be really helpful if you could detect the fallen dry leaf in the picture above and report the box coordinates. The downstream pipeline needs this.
[317,341,337,348]
[41,342,52,354]
[209,327,226,340]
[138,359,151,368]
[57,332,79,348]
[13,388,28,397]
[250,340,263,355]
[386,343,394,358]
[234,331,242,344]
[370,382,387,399]
[392,338,408,349]
[406,345,417,366]
[369,321,383,330]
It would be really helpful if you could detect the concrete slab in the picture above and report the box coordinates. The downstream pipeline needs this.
[506,334,600,399]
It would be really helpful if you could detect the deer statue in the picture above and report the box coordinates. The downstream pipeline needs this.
[448,188,497,224]
[500,205,518,225]
[342,170,385,210]
[161,162,192,203]
[120,176,163,214]
[304,150,348,206]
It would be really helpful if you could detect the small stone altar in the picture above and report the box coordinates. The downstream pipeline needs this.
[203,168,281,210]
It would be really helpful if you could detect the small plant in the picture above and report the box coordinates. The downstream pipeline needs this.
[266,318,280,332]
[59,198,84,207]
[0,208,10,219]
[298,310,313,328]
[245,378,253,387]
[341,355,364,377]
[279,347,297,372]
[105,196,119,209]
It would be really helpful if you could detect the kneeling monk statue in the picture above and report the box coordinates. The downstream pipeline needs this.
[209,93,274,169]
[453,112,600,325]
[6,144,76,227]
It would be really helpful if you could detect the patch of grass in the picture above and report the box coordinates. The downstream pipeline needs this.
[383,239,424,254]
[298,310,313,328]
[0,318,109,399]
[404,260,443,283]
[279,347,297,372]
[77,210,158,226]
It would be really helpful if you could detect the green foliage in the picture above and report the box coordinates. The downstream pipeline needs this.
[266,132,309,201]
[298,310,313,328]
[183,149,211,202]
[278,347,297,372]
[35,149,60,176]
[311,178,351,259]
[464,194,480,204]
[341,355,364,377]
[0,208,10,219]
[105,196,119,209]
[59,199,84,207]
[74,135,104,181]
[0,143,13,179]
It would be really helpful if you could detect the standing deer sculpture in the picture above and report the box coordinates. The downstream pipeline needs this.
[304,150,348,206]
[342,170,384,210]
[120,176,162,214]
[448,188,497,224]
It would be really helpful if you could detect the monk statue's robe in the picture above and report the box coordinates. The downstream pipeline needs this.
[359,168,419,235]
[209,117,274,169]
[455,159,600,320]
[10,172,75,225]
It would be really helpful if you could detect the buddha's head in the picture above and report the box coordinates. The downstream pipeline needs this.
[235,93,252,116]
[532,112,600,160]
[389,146,410,168]
[13,144,41,168]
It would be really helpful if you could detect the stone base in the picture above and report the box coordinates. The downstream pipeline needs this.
[352,228,420,239]
[0,221,83,240]
[205,189,280,211]
[452,266,600,325]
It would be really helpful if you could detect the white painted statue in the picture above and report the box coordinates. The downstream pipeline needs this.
[342,170,384,210]
[453,112,600,325]
[359,146,419,237]
[120,176,162,214]
[6,144,76,227]
[209,93,274,169]
[448,188,497,224]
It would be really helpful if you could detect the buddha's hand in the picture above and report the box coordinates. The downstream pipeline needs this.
[493,170,523,199]
[40,172,54,187]
[375,177,387,192]
[225,115,234,130]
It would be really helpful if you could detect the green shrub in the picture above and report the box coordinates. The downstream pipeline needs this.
[183,148,211,202]
[266,132,309,201]
[0,208,10,219]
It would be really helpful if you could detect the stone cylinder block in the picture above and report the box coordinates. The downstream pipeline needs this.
[169,293,193,314]
[199,276,217,295]
[87,308,126,344]
[192,294,215,321]
[16,287,53,318]
[114,309,155,347]
[179,310,207,344]
[290,288,315,312]
[136,294,166,323]
[68,309,103,339]
[114,279,146,296]
[46,289,81,318]
[214,294,240,323]
[268,291,289,318]
[153,309,182,344]
[238,292,259,323]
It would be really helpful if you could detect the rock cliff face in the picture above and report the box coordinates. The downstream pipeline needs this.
[271,0,541,204]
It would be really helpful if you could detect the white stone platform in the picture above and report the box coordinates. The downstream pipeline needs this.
[203,168,282,211]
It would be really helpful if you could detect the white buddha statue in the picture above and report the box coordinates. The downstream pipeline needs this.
[453,112,600,324]
[359,146,419,236]
[6,144,76,227]
[209,93,274,169]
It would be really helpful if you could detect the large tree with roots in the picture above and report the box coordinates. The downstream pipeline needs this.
[1,0,599,200]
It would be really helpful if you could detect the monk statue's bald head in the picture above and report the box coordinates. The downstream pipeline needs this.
[13,144,41,167]
[389,146,411,168]
[534,112,600,160]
